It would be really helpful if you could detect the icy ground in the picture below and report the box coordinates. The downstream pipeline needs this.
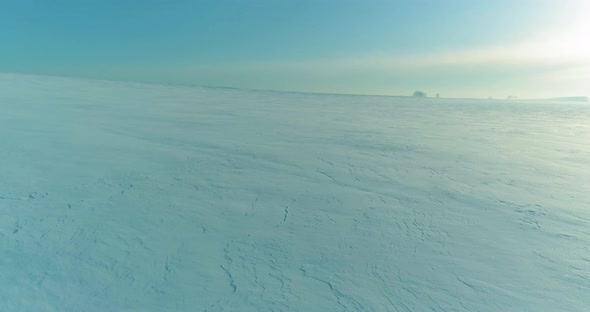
[1,73,589,311]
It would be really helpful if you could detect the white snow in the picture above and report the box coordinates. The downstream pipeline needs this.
[1,73,589,311]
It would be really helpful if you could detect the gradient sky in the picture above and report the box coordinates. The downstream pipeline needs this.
[1,0,589,98]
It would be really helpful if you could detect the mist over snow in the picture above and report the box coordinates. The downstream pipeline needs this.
[1,73,589,311]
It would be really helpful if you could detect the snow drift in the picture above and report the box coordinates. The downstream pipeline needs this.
[1,73,589,311]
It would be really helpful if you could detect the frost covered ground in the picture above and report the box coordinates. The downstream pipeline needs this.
[1,73,589,311]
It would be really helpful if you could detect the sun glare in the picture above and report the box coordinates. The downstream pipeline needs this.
[561,2,590,59]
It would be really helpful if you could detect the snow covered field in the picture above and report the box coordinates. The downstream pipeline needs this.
[1,73,589,311]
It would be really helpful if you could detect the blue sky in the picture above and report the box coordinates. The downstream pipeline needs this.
[1,0,588,98]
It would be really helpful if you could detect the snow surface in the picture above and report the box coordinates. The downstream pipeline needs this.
[1,73,589,311]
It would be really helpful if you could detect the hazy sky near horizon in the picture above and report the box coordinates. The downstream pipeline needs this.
[1,0,589,98]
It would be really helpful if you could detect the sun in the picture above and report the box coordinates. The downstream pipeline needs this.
[528,5,590,62]
[560,2,590,60]
[570,21,590,58]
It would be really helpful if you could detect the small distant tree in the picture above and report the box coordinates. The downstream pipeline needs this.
[436,93,440,98]
[413,90,427,97]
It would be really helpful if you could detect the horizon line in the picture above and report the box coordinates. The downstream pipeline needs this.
[1,71,586,102]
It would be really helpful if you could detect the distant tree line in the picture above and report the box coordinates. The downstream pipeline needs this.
[413,90,427,97]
